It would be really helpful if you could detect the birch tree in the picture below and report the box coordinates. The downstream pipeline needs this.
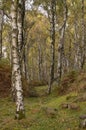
[57,0,68,83]
[11,0,25,119]
[74,20,81,70]
[80,0,85,69]
[48,0,56,94]
[38,42,42,81]
[17,0,25,74]
[0,0,3,58]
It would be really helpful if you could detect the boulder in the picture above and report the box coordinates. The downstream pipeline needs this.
[42,107,58,118]
[61,103,80,110]
[68,103,80,110]
[80,114,86,120]
[61,103,68,109]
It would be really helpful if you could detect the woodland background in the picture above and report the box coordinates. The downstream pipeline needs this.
[0,0,86,129]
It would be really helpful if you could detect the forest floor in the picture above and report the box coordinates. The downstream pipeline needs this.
[0,59,86,130]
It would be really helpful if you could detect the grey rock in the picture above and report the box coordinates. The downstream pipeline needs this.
[80,114,86,120]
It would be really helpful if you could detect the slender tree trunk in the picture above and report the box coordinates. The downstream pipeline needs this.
[57,0,68,83]
[17,0,30,83]
[80,0,85,69]
[74,20,81,70]
[0,0,3,59]
[23,44,29,82]
[17,0,23,53]
[17,0,25,76]
[11,0,25,119]
[48,0,56,94]
[75,0,85,70]
[38,43,42,81]
[23,29,30,81]
[67,37,72,71]
[17,0,25,52]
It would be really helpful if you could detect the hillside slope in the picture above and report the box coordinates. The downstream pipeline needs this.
[0,60,11,98]
[0,61,86,129]
[58,70,86,95]
[0,59,29,98]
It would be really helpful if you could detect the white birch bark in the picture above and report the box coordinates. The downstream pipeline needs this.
[17,0,23,53]
[11,0,25,119]
[17,0,27,79]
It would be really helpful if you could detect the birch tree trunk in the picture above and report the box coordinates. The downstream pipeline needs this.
[80,0,85,69]
[17,0,26,77]
[57,0,68,83]
[38,43,42,81]
[74,20,81,70]
[11,0,25,119]
[48,0,56,94]
[67,37,72,71]
[23,29,30,82]
[17,0,24,53]
[17,0,24,59]
[0,0,3,59]
[24,44,29,81]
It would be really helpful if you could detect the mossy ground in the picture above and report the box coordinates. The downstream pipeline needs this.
[0,87,86,130]
[0,60,86,130]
